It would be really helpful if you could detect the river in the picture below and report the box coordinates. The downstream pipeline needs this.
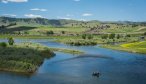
[0,39,146,84]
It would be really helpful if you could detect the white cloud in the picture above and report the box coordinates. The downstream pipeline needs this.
[82,13,93,16]
[30,8,47,12]
[74,0,80,2]
[1,0,28,3]
[78,19,86,21]
[24,14,43,18]
[3,14,17,17]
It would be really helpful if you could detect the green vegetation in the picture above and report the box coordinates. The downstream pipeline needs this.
[65,39,97,46]
[0,40,84,73]
[0,42,55,73]
[8,37,15,45]
[46,30,54,35]
[109,33,115,39]
[82,34,94,40]
[49,48,84,54]
[0,42,7,48]
[25,43,84,54]
[1,16,146,53]
[82,34,87,39]
[102,41,146,54]
[54,35,97,46]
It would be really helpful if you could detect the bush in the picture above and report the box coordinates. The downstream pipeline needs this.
[126,34,131,37]
[61,31,65,34]
[82,34,87,39]
[101,34,108,39]
[109,33,115,39]
[0,42,7,48]
[116,34,121,39]
[88,35,94,39]
[47,31,54,35]
[144,32,146,36]
[8,37,15,45]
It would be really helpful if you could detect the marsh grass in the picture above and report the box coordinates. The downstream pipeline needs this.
[0,42,55,73]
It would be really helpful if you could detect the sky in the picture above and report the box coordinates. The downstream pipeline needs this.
[0,0,146,21]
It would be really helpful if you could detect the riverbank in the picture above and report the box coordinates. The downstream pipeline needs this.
[0,35,141,46]
[0,42,55,73]
[0,42,84,73]
[29,42,84,54]
[0,35,55,39]
[101,41,146,54]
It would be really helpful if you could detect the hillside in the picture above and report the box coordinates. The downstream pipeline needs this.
[0,17,146,36]
[0,16,84,27]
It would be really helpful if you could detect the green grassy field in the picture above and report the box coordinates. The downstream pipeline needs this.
[102,41,146,54]
[1,17,146,53]
[36,27,87,32]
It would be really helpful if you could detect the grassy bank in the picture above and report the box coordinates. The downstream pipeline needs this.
[30,42,84,54]
[101,41,146,54]
[0,35,54,39]
[49,47,84,54]
[0,42,55,73]
[0,42,84,73]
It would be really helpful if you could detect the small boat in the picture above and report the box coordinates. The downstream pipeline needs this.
[92,72,100,77]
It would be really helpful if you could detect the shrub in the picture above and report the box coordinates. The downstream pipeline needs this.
[47,31,54,35]
[101,34,108,39]
[88,35,94,39]
[24,31,29,35]
[116,34,121,39]
[82,34,87,39]
[126,34,131,37]
[144,32,146,36]
[61,31,65,34]
[0,42,7,48]
[109,33,115,39]
[8,37,15,45]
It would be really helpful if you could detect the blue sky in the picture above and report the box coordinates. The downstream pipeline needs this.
[0,0,146,21]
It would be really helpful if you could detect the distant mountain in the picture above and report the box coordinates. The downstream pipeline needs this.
[0,17,82,27]
[0,17,146,27]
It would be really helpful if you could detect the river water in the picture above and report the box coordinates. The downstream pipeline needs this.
[0,39,146,84]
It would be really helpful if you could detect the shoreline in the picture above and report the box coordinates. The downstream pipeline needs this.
[101,41,146,54]
[0,42,84,73]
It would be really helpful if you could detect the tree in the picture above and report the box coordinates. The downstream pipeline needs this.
[144,32,146,36]
[101,34,108,39]
[24,31,29,35]
[8,37,15,45]
[0,42,7,48]
[47,31,54,35]
[88,35,93,39]
[116,34,120,39]
[61,31,65,34]
[109,33,115,39]
[132,24,138,28]
[126,34,131,37]
[82,34,87,39]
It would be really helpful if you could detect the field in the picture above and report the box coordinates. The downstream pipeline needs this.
[1,17,146,51]
[102,41,146,54]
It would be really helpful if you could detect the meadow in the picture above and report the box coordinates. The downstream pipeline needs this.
[102,41,146,54]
